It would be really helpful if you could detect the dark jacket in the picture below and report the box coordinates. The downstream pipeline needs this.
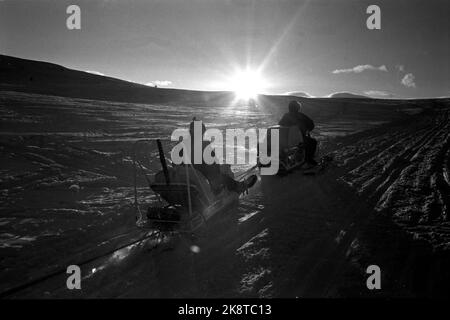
[278,111,315,136]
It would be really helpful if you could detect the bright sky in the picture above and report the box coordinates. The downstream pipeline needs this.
[1,0,449,98]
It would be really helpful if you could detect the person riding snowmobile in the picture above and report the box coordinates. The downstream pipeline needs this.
[279,101,318,165]
[185,118,257,194]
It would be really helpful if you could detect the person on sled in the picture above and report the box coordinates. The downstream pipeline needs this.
[185,118,257,194]
[279,100,318,166]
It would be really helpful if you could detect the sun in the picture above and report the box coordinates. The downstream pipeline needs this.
[229,69,267,100]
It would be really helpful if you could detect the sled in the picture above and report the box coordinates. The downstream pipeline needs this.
[256,125,306,175]
[132,139,256,234]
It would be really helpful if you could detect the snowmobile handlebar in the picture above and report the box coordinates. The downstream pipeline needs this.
[156,139,170,185]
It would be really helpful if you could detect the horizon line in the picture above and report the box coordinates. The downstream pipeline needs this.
[1,53,448,101]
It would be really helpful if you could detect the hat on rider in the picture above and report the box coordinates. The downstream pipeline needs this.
[288,100,302,113]
[189,117,207,138]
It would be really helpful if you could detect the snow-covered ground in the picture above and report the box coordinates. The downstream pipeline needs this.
[0,91,449,298]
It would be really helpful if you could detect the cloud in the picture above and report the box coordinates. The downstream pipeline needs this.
[145,80,172,87]
[283,91,314,98]
[85,70,105,76]
[332,64,388,74]
[327,92,369,98]
[401,73,416,88]
[364,90,394,98]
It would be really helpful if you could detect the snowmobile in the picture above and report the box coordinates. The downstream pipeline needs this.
[256,125,306,175]
[133,139,257,234]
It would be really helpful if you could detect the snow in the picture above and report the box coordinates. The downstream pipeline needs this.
[1,90,449,297]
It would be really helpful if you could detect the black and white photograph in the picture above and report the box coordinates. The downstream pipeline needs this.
[0,0,449,306]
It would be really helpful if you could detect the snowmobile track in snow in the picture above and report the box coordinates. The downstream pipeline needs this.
[340,109,450,250]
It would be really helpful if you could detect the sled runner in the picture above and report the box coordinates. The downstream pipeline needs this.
[301,155,334,175]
